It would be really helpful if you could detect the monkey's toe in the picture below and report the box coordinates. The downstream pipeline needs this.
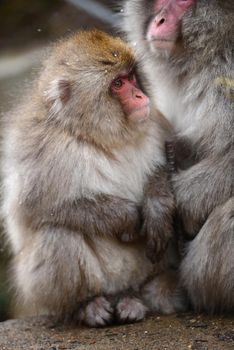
[81,296,114,327]
[116,296,148,323]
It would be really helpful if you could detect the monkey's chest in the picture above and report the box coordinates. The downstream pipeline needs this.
[78,141,163,203]
[153,73,206,139]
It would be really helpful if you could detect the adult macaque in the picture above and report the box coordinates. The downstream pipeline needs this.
[2,30,182,326]
[123,0,234,313]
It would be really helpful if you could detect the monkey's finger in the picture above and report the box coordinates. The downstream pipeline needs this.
[165,140,177,174]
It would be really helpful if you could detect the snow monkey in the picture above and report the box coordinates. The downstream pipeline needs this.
[2,30,184,326]
[123,0,234,313]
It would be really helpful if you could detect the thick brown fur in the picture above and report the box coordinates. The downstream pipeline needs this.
[123,0,234,313]
[2,30,184,326]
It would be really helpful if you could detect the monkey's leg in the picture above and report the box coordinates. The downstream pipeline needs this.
[180,198,234,313]
[172,152,233,238]
[14,227,115,324]
[14,226,153,325]
[141,270,187,314]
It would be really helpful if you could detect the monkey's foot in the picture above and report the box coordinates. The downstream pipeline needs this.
[142,274,187,314]
[79,296,114,327]
[116,296,148,323]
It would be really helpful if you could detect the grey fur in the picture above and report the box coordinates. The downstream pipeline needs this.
[1,30,179,325]
[123,0,234,313]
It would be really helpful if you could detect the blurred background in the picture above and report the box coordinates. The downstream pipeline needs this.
[0,0,123,322]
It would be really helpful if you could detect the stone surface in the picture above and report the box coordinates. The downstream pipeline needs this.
[0,314,233,350]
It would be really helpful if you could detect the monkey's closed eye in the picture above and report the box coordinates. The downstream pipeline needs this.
[99,60,115,66]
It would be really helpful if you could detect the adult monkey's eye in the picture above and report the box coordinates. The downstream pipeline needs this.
[113,78,124,89]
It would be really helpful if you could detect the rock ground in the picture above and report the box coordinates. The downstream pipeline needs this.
[0,314,233,350]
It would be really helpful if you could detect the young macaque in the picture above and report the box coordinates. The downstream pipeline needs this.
[2,30,181,326]
[123,0,234,313]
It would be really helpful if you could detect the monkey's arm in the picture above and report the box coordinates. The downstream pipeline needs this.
[172,151,233,238]
[21,194,141,242]
[141,167,175,263]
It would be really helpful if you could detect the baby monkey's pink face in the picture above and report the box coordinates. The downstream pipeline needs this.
[147,0,196,51]
[111,71,150,123]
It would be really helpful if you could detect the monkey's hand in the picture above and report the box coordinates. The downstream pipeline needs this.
[141,196,174,263]
[141,170,175,263]
[166,137,197,171]
[114,198,142,243]
[172,170,202,238]
[88,195,141,243]
[78,195,141,243]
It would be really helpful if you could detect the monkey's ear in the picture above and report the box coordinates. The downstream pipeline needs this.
[44,78,71,114]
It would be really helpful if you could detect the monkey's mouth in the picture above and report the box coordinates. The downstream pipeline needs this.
[149,38,175,51]
[128,104,150,123]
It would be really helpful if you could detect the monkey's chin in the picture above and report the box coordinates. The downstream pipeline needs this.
[149,39,175,53]
[128,105,150,123]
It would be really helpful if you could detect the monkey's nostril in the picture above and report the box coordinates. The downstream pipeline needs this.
[154,17,165,27]
[136,94,143,99]
[159,18,165,25]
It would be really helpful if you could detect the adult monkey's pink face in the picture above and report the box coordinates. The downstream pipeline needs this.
[146,0,196,51]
